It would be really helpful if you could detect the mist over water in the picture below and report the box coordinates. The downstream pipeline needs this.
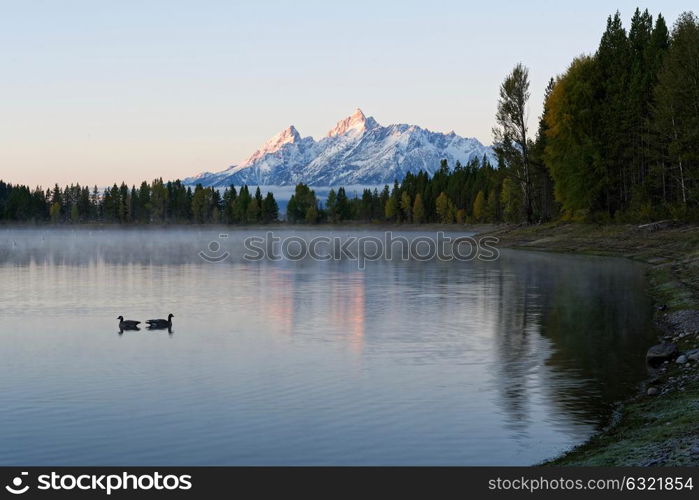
[0,228,657,465]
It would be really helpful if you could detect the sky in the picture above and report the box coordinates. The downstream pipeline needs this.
[0,0,691,187]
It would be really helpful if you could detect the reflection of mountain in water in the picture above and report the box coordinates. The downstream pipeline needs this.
[227,247,656,442]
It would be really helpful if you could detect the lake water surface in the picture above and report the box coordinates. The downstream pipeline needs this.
[0,228,657,465]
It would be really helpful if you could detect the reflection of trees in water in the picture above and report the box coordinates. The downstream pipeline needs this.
[537,259,655,403]
[256,252,655,438]
[490,251,656,433]
[489,262,545,435]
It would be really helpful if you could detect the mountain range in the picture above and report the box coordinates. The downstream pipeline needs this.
[185,109,495,187]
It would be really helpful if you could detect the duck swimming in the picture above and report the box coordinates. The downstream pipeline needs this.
[117,316,140,331]
[146,313,174,330]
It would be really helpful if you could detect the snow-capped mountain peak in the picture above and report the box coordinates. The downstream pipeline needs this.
[244,125,302,165]
[184,109,495,187]
[326,108,377,137]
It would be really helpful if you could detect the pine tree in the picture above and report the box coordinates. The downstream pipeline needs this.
[246,197,260,223]
[234,185,251,222]
[336,187,350,221]
[544,56,606,216]
[413,193,425,223]
[651,12,699,210]
[645,14,671,207]
[223,185,238,223]
[261,192,279,223]
[485,187,500,222]
[191,184,210,223]
[326,189,337,222]
[400,191,412,223]
[628,8,653,187]
[50,202,61,223]
[529,78,558,221]
[493,63,534,223]
[384,196,398,221]
[501,178,523,222]
[287,184,317,223]
[435,192,451,223]
[472,191,485,222]
[150,178,168,223]
[597,11,631,214]
[305,204,318,224]
[360,189,374,221]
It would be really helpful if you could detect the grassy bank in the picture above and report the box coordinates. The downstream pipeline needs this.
[478,222,699,466]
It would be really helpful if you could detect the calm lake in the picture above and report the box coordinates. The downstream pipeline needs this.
[0,228,657,465]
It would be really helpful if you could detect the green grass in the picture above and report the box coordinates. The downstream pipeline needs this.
[650,267,696,312]
[547,381,699,466]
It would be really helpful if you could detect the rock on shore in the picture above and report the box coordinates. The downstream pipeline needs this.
[646,342,679,367]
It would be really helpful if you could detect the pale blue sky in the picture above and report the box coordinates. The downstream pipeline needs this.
[0,1,690,186]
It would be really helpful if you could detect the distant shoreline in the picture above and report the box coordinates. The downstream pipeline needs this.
[0,222,497,233]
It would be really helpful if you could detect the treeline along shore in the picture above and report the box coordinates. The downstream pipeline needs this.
[2,8,698,227]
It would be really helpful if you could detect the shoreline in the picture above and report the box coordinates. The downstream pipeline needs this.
[476,222,699,466]
[0,222,496,232]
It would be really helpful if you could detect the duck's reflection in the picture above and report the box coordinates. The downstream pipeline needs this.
[147,325,174,335]
[118,325,172,335]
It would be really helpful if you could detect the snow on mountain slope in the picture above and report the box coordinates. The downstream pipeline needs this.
[185,108,495,187]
